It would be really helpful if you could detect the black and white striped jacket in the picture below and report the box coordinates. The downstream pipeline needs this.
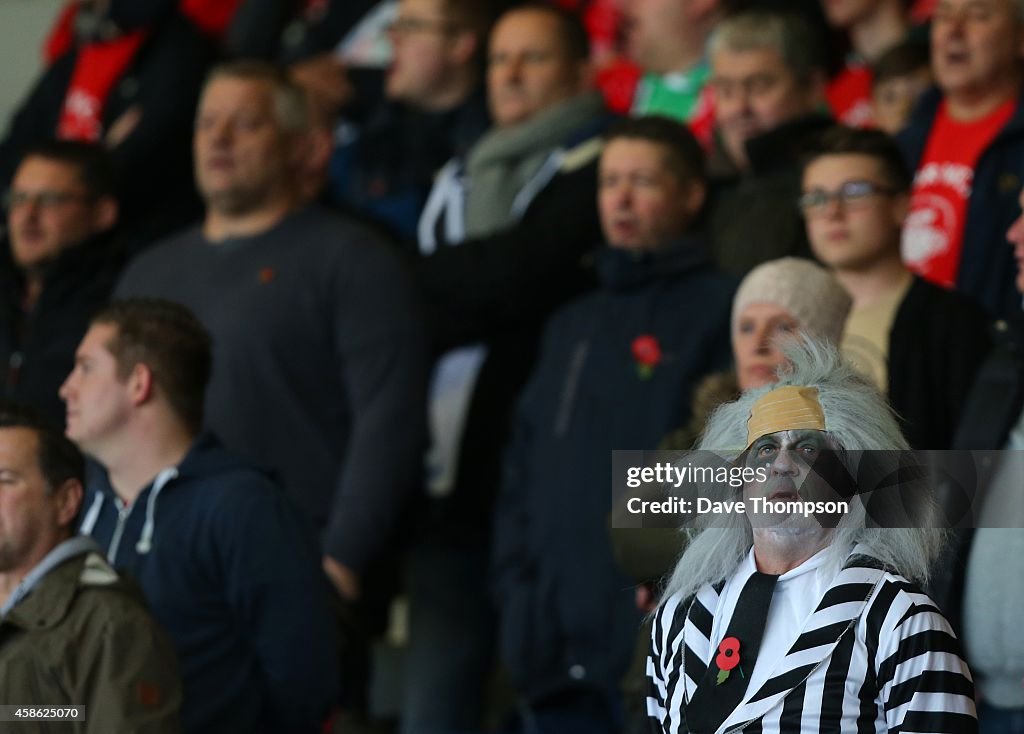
[647,549,977,733]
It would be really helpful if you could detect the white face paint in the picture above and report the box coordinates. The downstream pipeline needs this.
[742,429,840,571]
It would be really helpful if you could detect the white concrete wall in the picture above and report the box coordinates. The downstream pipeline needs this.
[0,0,67,132]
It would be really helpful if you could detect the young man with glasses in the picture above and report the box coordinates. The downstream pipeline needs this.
[800,125,991,449]
[0,141,123,427]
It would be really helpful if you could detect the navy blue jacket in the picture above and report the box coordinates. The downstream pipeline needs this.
[327,86,490,244]
[897,87,1024,319]
[80,434,338,734]
[493,238,736,702]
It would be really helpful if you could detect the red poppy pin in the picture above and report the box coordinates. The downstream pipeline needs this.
[631,334,662,380]
[716,637,742,684]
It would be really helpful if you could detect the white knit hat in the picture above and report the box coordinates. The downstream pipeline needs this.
[731,257,852,346]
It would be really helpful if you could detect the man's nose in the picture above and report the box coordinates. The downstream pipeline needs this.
[821,194,845,220]
[206,119,234,146]
[771,448,799,475]
[503,57,525,86]
[613,183,633,208]
[1007,213,1024,247]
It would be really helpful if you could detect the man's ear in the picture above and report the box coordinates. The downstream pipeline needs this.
[804,68,828,110]
[449,29,479,66]
[575,61,596,94]
[92,195,119,233]
[684,179,707,218]
[126,362,155,407]
[54,478,84,531]
[891,190,911,227]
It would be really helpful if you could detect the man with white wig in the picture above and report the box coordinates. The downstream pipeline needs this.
[647,340,977,733]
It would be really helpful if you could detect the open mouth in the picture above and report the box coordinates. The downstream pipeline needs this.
[942,50,969,66]
[768,489,801,502]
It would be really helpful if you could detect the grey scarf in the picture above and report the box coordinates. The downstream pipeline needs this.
[463,91,606,238]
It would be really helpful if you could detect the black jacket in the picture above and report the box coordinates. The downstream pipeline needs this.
[708,114,833,276]
[328,86,491,245]
[414,149,603,354]
[0,235,124,425]
[494,238,736,701]
[0,13,215,246]
[889,277,992,449]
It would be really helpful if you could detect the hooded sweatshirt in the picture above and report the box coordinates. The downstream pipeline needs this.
[80,434,338,734]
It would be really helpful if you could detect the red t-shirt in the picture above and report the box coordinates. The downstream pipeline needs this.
[900,98,1015,288]
[827,62,874,128]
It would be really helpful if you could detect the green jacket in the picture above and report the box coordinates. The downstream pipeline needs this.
[0,539,182,733]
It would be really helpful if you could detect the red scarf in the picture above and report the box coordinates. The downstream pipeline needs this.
[45,4,149,142]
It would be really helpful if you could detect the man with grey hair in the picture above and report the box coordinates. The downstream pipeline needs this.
[647,340,977,733]
[706,10,832,276]
[114,61,428,709]
[897,0,1024,319]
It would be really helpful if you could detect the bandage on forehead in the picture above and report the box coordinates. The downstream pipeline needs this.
[745,386,826,447]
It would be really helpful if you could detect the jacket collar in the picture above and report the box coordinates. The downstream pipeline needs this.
[679,545,887,733]
[1,536,106,627]
[743,113,834,175]
[595,235,711,291]
[900,86,1024,167]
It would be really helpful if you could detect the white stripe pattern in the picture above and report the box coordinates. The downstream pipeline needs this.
[647,552,977,733]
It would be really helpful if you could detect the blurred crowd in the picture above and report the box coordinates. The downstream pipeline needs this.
[0,0,1022,732]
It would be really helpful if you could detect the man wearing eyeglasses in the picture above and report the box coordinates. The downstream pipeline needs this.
[0,140,122,427]
[705,10,833,277]
[800,125,991,449]
[318,0,495,242]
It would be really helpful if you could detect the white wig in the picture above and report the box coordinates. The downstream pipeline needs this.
[661,338,947,604]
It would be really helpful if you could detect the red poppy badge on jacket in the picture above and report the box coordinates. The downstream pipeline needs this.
[716,636,742,684]
[631,334,662,380]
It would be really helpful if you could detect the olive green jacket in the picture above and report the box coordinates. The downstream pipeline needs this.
[0,538,182,733]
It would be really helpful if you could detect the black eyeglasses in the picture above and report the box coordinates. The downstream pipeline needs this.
[797,180,899,216]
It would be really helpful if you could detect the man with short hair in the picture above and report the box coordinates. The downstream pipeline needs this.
[402,7,609,728]
[0,402,182,733]
[494,116,734,732]
[323,0,497,241]
[0,141,122,426]
[419,2,606,244]
[706,10,832,275]
[800,126,991,448]
[898,0,1024,318]
[61,298,338,734]
[115,61,427,607]
[648,341,977,733]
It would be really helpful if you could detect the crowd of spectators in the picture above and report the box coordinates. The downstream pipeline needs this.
[0,0,1021,732]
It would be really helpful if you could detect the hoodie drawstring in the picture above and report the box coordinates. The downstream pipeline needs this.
[79,491,105,535]
[135,467,179,554]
